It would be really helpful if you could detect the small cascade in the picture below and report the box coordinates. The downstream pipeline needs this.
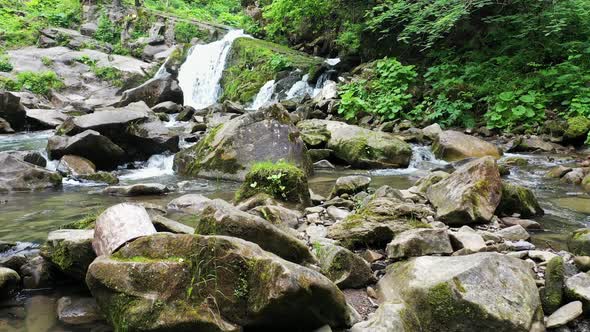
[178,30,248,110]
[408,145,448,170]
[248,80,276,110]
[286,74,315,101]
[119,154,175,181]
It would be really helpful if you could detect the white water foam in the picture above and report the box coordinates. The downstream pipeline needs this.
[119,154,175,181]
[178,30,249,109]
[248,80,276,110]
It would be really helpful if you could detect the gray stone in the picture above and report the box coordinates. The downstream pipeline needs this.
[327,206,350,222]
[377,253,541,331]
[0,117,14,133]
[386,228,453,259]
[118,73,183,108]
[350,302,406,332]
[47,130,125,170]
[450,229,486,252]
[40,229,95,281]
[0,152,62,192]
[501,217,541,230]
[565,273,590,309]
[427,157,502,224]
[0,91,26,130]
[20,256,57,289]
[151,215,195,234]
[331,176,371,197]
[152,101,182,114]
[86,233,351,331]
[545,301,583,329]
[102,183,171,197]
[316,243,375,288]
[25,109,69,129]
[92,203,157,256]
[433,130,502,162]
[0,267,20,297]
[497,225,530,241]
[57,296,102,325]
[57,155,96,176]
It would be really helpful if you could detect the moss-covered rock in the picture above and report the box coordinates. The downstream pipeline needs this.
[194,198,315,265]
[583,173,590,192]
[77,171,119,185]
[564,116,590,144]
[298,121,331,147]
[495,182,544,218]
[568,229,590,256]
[220,37,322,104]
[297,120,412,169]
[377,253,542,331]
[40,229,95,282]
[327,196,435,249]
[541,256,564,315]
[426,157,502,225]
[386,228,453,259]
[315,243,375,289]
[174,104,313,182]
[0,267,20,298]
[235,161,310,206]
[86,233,351,331]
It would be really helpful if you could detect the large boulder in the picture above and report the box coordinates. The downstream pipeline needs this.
[195,199,315,265]
[297,120,412,168]
[0,152,62,192]
[568,229,590,256]
[316,243,375,289]
[58,102,152,137]
[47,130,125,170]
[40,229,95,282]
[124,120,180,157]
[433,130,502,162]
[174,104,312,181]
[0,117,14,133]
[117,73,183,108]
[327,196,435,249]
[0,91,26,130]
[507,135,561,153]
[495,182,544,218]
[25,109,69,129]
[0,267,21,298]
[56,155,96,176]
[377,253,541,331]
[426,157,502,225]
[386,228,453,259]
[102,183,171,197]
[331,175,371,197]
[92,203,157,257]
[86,233,351,331]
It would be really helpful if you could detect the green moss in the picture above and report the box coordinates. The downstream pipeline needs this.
[61,211,101,229]
[565,116,590,140]
[235,160,310,205]
[407,219,432,229]
[541,256,564,314]
[220,37,322,104]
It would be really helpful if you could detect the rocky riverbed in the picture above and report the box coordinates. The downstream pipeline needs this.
[1,11,590,332]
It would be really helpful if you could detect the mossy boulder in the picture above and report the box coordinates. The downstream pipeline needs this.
[297,120,412,169]
[327,196,435,249]
[194,198,315,265]
[541,256,564,315]
[235,161,311,206]
[297,121,331,147]
[426,157,502,225]
[220,37,322,104]
[315,243,375,289]
[0,267,21,298]
[377,253,542,331]
[330,175,371,198]
[86,233,351,331]
[568,229,590,256]
[40,229,95,282]
[0,152,62,192]
[583,173,590,192]
[433,130,502,162]
[174,104,313,182]
[495,182,544,218]
[77,171,119,185]
[386,228,453,259]
[564,116,590,144]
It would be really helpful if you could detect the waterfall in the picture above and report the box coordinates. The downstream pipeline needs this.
[248,80,276,110]
[178,30,248,110]
[119,154,175,181]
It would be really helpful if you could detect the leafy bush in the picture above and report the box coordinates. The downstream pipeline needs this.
[8,71,64,95]
[263,0,334,42]
[75,55,97,66]
[174,22,206,44]
[336,23,362,55]
[338,57,417,121]
[269,54,292,72]
[41,56,53,67]
[0,55,13,72]
[485,91,546,130]
[95,12,120,44]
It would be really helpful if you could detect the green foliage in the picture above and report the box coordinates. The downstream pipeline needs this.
[174,22,206,44]
[95,12,120,44]
[41,56,53,67]
[336,23,362,55]
[263,0,333,42]
[339,58,417,121]
[143,0,255,31]
[235,160,307,203]
[93,66,125,87]
[485,91,546,130]
[0,0,81,48]
[0,55,13,72]
[269,54,292,72]
[75,55,97,66]
[5,71,64,95]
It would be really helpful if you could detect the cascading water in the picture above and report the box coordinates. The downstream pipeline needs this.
[248,80,276,110]
[178,30,249,110]
[119,154,175,181]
